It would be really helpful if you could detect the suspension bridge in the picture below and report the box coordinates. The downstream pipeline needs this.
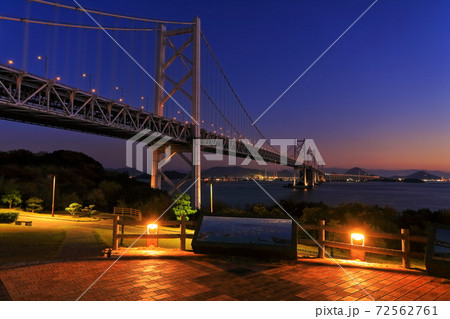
[0,0,325,208]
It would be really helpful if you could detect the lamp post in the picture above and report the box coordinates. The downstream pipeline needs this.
[115,86,124,102]
[7,60,13,65]
[350,232,365,261]
[37,56,48,78]
[146,223,158,247]
[82,73,92,91]
[209,181,213,214]
[140,96,148,110]
[51,175,56,217]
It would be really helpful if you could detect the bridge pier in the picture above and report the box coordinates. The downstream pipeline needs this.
[150,150,162,189]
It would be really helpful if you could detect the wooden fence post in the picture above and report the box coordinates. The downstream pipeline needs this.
[401,228,411,269]
[112,216,120,250]
[180,215,186,251]
[318,220,325,258]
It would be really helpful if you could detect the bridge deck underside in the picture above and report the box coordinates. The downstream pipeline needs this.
[0,65,324,172]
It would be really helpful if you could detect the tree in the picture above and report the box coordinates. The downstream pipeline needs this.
[65,202,82,216]
[26,197,44,213]
[80,205,97,217]
[172,194,196,221]
[1,190,22,209]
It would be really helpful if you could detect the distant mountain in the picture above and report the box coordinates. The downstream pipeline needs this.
[345,167,371,176]
[325,167,450,178]
[404,171,440,180]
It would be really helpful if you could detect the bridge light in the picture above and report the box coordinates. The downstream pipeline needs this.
[119,98,123,102]
[37,56,42,60]
[141,106,144,109]
[115,86,119,90]
[141,96,144,100]
[55,76,61,81]
[7,60,13,65]
[91,89,96,93]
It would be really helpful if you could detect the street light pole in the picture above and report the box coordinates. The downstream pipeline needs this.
[82,73,92,91]
[37,56,48,78]
[210,181,213,214]
[51,175,56,217]
[140,96,149,110]
[115,86,124,102]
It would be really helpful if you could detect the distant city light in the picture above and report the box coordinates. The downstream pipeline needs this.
[7,60,13,64]
[55,76,61,81]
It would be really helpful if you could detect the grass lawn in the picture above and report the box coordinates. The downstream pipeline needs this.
[0,223,66,263]
[0,208,100,222]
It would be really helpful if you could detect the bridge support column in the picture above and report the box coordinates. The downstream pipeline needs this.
[150,150,162,189]
[304,166,308,187]
[192,16,201,209]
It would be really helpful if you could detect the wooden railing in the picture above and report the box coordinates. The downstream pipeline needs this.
[299,220,427,269]
[113,207,142,221]
[112,216,195,250]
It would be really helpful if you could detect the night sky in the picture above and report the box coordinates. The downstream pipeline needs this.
[0,0,449,171]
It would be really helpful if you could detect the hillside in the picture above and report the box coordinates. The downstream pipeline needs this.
[345,167,371,176]
[405,171,440,180]
[0,150,169,212]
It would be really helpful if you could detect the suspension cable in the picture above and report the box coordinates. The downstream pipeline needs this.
[201,31,267,140]
[28,0,193,25]
[0,15,155,31]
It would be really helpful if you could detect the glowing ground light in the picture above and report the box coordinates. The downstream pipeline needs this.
[147,224,158,234]
[351,233,365,246]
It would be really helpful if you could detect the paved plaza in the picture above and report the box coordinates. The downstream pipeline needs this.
[1,250,449,301]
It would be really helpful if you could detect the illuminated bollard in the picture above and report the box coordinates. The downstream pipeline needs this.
[146,224,158,247]
[350,233,365,261]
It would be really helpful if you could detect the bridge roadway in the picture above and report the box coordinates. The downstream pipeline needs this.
[0,64,326,173]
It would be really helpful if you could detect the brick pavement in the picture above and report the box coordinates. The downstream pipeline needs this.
[0,251,449,301]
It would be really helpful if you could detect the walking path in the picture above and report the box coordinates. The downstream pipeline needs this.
[1,251,449,301]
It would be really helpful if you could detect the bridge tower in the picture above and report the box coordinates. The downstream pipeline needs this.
[151,17,202,208]
[292,139,325,188]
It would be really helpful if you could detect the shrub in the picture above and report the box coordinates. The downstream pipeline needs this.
[80,205,97,217]
[26,197,44,213]
[65,203,82,216]
[0,212,19,223]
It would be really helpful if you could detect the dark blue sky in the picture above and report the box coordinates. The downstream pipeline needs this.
[1,0,449,171]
